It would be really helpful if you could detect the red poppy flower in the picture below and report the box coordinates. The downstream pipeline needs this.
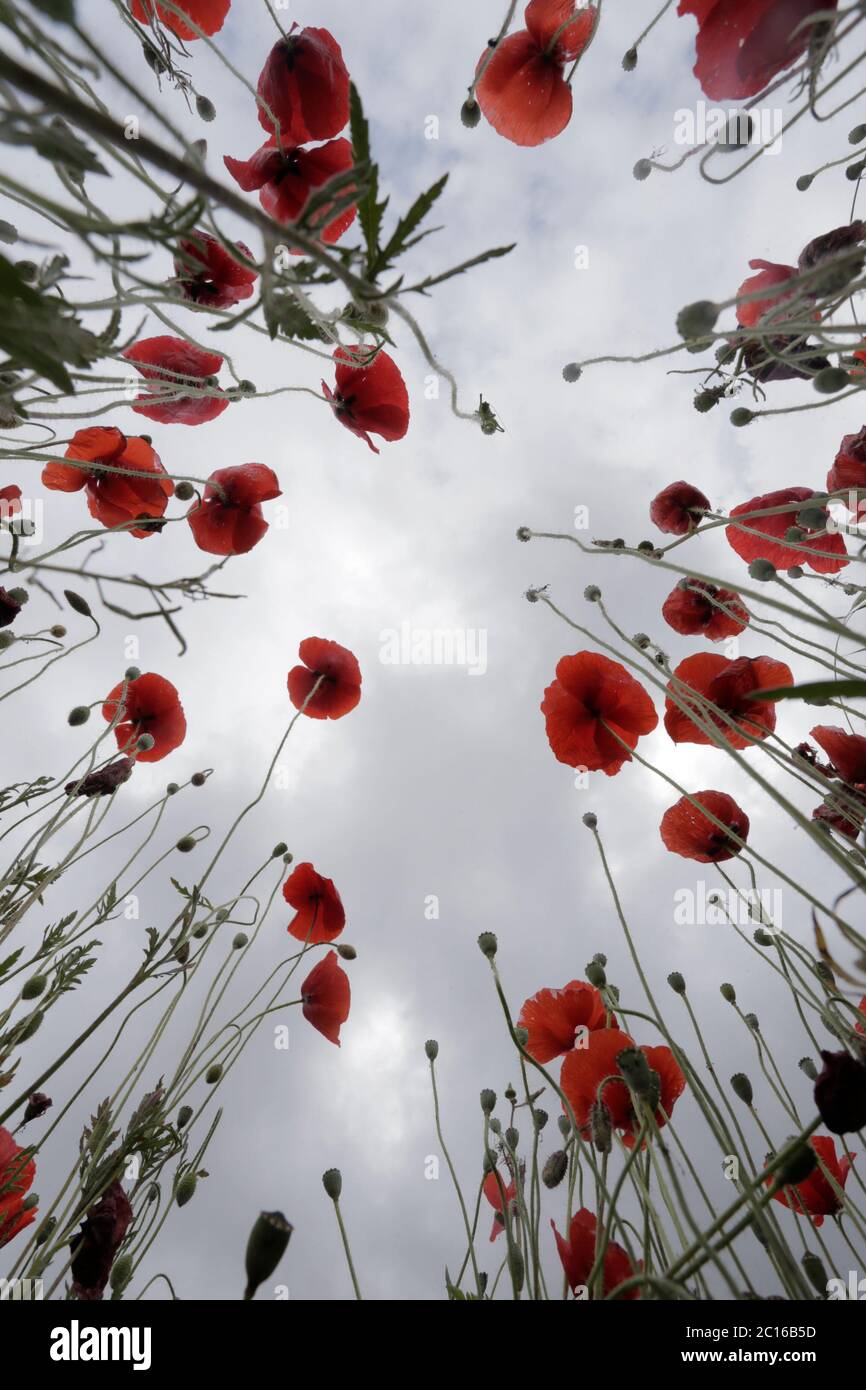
[541,650,658,775]
[660,791,750,863]
[770,1135,853,1226]
[123,336,228,426]
[552,1209,639,1299]
[735,259,798,328]
[560,1029,685,1143]
[483,1169,518,1242]
[283,862,345,945]
[256,28,350,143]
[727,487,848,575]
[517,980,612,1063]
[130,0,230,41]
[287,637,362,720]
[322,346,409,453]
[224,138,356,244]
[827,426,866,509]
[475,1,597,147]
[301,950,350,1046]
[0,483,21,518]
[855,997,866,1035]
[0,1126,36,1249]
[811,726,866,785]
[42,427,173,539]
[174,231,257,310]
[102,672,186,763]
[650,480,711,535]
[70,1180,133,1300]
[662,580,749,641]
[678,0,837,101]
[665,653,792,749]
[187,462,281,556]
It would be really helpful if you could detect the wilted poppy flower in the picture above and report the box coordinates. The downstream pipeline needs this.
[283,862,345,944]
[0,483,21,518]
[678,0,837,100]
[174,231,257,310]
[650,480,711,535]
[735,259,798,328]
[541,650,658,775]
[22,1093,52,1126]
[814,1050,866,1134]
[560,1029,685,1143]
[475,0,596,147]
[322,346,409,453]
[123,336,228,426]
[727,487,848,575]
[665,653,792,749]
[799,221,866,295]
[662,580,749,641]
[65,758,135,799]
[827,426,866,508]
[257,28,350,143]
[552,1209,639,1299]
[102,672,186,763]
[300,950,350,1046]
[811,726,866,785]
[287,637,362,720]
[770,1135,853,1226]
[483,1168,519,1241]
[70,1179,132,1300]
[224,138,356,244]
[42,427,173,539]
[517,980,612,1063]
[130,0,230,40]
[660,790,750,863]
[0,586,22,629]
[187,462,281,556]
[0,1127,36,1249]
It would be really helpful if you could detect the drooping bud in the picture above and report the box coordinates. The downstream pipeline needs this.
[110,1253,134,1298]
[336,944,357,960]
[244,1210,292,1300]
[205,1064,222,1084]
[676,300,718,341]
[730,408,754,428]
[68,706,91,726]
[64,589,92,618]
[813,367,850,394]
[622,47,637,71]
[562,362,582,382]
[558,1114,571,1139]
[177,1106,193,1129]
[196,95,216,122]
[176,835,197,853]
[460,98,481,129]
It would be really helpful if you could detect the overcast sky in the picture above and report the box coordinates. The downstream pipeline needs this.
[3,0,866,1301]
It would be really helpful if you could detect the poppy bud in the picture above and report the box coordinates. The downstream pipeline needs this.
[693,389,719,413]
[272,842,288,857]
[174,943,190,964]
[196,95,216,122]
[191,772,207,786]
[591,1099,613,1153]
[0,631,14,651]
[505,1127,519,1152]
[21,973,47,1000]
[322,1168,342,1201]
[633,159,652,181]
[504,1083,517,1102]
[585,960,606,988]
[477,932,497,959]
[460,98,481,128]
[851,124,866,144]
[516,526,532,541]
[336,944,356,961]
[35,1215,57,1245]
[238,380,256,395]
[730,407,754,427]
[814,1049,866,1133]
[582,811,598,829]
[542,1149,568,1190]
[176,836,197,852]
[166,783,179,795]
[110,1253,133,1296]
[215,908,229,922]
[801,1251,828,1295]
[667,971,686,994]
[622,46,637,71]
[584,585,601,602]
[720,983,736,1003]
[205,1064,222,1084]
[17,1008,43,1041]
[64,589,92,618]
[814,960,835,985]
[425,1039,439,1061]
[514,1026,529,1047]
[813,367,850,394]
[799,1056,818,1080]
[176,1173,197,1207]
[244,1210,293,1300]
[68,706,91,726]
[776,1142,817,1188]
[282,851,293,864]
[480,1089,496,1115]
[753,928,775,947]
[847,160,866,181]
[177,1105,193,1129]
[676,300,718,341]
[137,733,155,751]
[507,1242,525,1293]
[232,933,248,950]
[192,923,207,939]
[562,362,582,382]
[730,1073,753,1105]
[175,480,195,502]
[745,1013,759,1031]
[558,1114,571,1139]
[748,558,776,582]
[23,1092,52,1124]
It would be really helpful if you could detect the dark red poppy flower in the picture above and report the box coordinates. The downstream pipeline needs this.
[130,0,230,40]
[0,483,21,518]
[0,586,22,628]
[123,336,228,426]
[678,0,837,100]
[256,28,349,143]
[552,1209,639,1299]
[187,462,281,557]
[727,487,848,575]
[560,1029,686,1142]
[283,862,345,944]
[799,221,866,294]
[811,726,866,784]
[22,1093,52,1125]
[0,1126,36,1249]
[301,949,350,1046]
[65,758,135,799]
[174,231,257,310]
[287,637,362,720]
[224,138,356,244]
[70,1180,133,1300]
[827,426,866,508]
[660,790,750,863]
[517,980,613,1063]
[102,672,186,763]
[322,346,409,453]
[541,650,658,775]
[42,427,173,539]
[735,259,798,328]
[483,1169,518,1242]
[650,480,711,535]
[665,653,792,749]
[662,580,749,641]
[770,1135,853,1226]
[814,1050,866,1134]
[475,1,597,147]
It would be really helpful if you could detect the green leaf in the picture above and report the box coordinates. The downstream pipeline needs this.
[371,174,448,278]
[407,243,516,295]
[746,679,866,705]
[0,254,103,392]
[31,0,76,21]
[349,84,387,279]
[0,113,107,175]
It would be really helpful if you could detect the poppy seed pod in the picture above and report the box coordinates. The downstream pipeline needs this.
[322,1168,342,1201]
[814,1049,866,1133]
[799,1056,818,1081]
[336,944,356,961]
[753,928,775,947]
[591,1100,613,1153]
[21,974,47,1000]
[205,1064,222,1084]
[504,1127,519,1152]
[676,300,718,341]
[191,772,207,786]
[585,960,606,989]
[730,408,754,428]
[542,1149,568,1189]
[166,783,179,795]
[582,812,598,829]
[533,1108,548,1132]
[801,1251,828,1295]
[720,983,736,1003]
[558,1114,571,1139]
[244,1210,293,1301]
[425,1039,439,1061]
[176,1174,197,1207]
[480,1089,496,1115]
[68,706,91,726]
[745,1014,760,1032]
[667,971,686,995]
[731,1073,753,1105]
[562,362,582,383]
[477,932,497,959]
[776,1142,818,1188]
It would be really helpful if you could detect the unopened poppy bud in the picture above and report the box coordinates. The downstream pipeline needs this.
[460,98,481,128]
[507,1243,525,1293]
[110,1253,133,1296]
[21,974,47,1000]
[814,1049,866,1133]
[196,94,216,122]
[35,1215,57,1245]
[582,811,598,829]
[801,1251,828,1295]
[516,526,532,541]
[64,589,92,618]
[720,982,736,1003]
[562,362,582,382]
[0,631,14,651]
[17,1009,43,1041]
[694,389,719,413]
[215,908,229,922]
[477,931,497,959]
[23,1092,52,1124]
[813,367,849,394]
[784,526,805,544]
[176,835,197,852]
[585,960,606,988]
[191,771,207,786]
[68,705,91,726]
[232,933,248,950]
[591,1100,613,1153]
[814,960,835,984]
[558,1114,571,1138]
[748,558,776,582]
[731,1073,753,1105]
[175,480,195,502]
[336,943,356,960]
[244,1210,293,1300]
[667,971,686,994]
[480,1089,496,1115]
[205,1064,222,1084]
[282,851,293,864]
[166,783,179,795]
[176,1173,197,1207]
[322,1168,342,1201]
[542,1149,568,1189]
[745,1013,759,1031]
[730,407,754,427]
[850,124,866,144]
[22,1192,39,1211]
[622,46,637,71]
[192,923,207,939]
[514,1026,529,1048]
[504,1083,517,1103]
[584,585,600,602]
[177,1105,193,1128]
[174,942,190,964]
[633,158,652,181]
[753,928,775,946]
[676,300,718,341]
[776,1142,817,1188]
[425,1039,439,1060]
[637,540,655,552]
[617,1046,653,1096]
[238,379,256,395]
[272,842,288,857]
[490,1120,502,1139]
